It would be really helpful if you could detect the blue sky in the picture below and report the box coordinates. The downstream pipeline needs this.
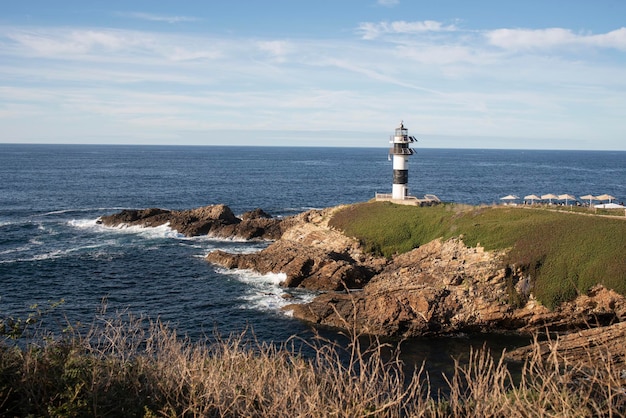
[1,0,625,149]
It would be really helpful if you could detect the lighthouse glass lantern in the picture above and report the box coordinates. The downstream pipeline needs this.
[390,122,416,200]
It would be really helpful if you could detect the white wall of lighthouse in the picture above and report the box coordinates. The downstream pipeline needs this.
[392,155,409,199]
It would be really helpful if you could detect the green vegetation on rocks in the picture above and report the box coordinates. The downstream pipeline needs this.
[329,202,626,309]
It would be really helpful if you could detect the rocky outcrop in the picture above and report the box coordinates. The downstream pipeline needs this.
[284,234,626,337]
[206,207,386,291]
[97,204,288,240]
[510,285,626,333]
[287,238,518,336]
[204,205,626,339]
[506,320,626,368]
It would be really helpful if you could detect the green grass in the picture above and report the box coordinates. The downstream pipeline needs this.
[329,202,626,308]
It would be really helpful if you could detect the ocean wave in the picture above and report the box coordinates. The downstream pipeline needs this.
[0,244,32,256]
[0,241,116,264]
[191,244,268,259]
[71,219,184,240]
[215,268,314,313]
[39,207,131,217]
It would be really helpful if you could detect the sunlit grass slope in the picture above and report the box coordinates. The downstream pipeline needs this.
[329,202,626,308]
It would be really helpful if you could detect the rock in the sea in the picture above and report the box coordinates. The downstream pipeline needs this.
[98,204,285,240]
[241,208,273,220]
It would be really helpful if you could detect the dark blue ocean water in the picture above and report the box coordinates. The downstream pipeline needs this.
[1,144,625,377]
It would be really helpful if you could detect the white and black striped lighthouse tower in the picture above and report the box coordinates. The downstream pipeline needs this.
[390,121,417,200]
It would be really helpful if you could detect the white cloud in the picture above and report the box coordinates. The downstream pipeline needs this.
[118,12,200,24]
[358,20,457,40]
[486,27,626,51]
[586,27,626,50]
[5,27,156,56]
[256,40,294,62]
[2,26,227,64]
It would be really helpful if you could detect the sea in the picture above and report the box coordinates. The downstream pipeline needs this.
[1,144,625,380]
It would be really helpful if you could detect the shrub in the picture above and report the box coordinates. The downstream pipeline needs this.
[1,313,624,416]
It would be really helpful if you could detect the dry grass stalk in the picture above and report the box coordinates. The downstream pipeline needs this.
[1,312,625,417]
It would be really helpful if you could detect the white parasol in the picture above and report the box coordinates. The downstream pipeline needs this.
[580,194,598,206]
[541,193,559,204]
[524,194,541,204]
[596,194,616,203]
[500,195,519,205]
[557,194,576,206]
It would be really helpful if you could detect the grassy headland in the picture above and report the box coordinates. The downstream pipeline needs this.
[329,202,626,309]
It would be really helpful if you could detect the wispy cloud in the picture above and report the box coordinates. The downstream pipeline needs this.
[485,27,626,51]
[3,27,224,63]
[358,20,458,40]
[256,40,294,62]
[377,0,399,7]
[118,12,201,24]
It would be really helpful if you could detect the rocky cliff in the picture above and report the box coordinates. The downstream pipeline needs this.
[203,206,626,339]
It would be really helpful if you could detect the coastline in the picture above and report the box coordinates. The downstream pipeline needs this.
[99,202,626,367]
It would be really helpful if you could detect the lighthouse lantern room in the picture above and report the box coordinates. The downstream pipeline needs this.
[390,121,416,200]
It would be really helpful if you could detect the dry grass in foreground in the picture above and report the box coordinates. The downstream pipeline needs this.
[1,314,625,417]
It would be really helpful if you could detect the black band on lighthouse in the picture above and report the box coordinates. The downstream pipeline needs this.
[393,169,408,184]
[393,143,409,154]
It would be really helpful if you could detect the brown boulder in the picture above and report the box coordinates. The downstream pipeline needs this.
[98,208,171,227]
[241,208,273,220]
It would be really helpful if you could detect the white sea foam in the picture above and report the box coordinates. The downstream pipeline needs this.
[68,218,99,229]
[0,240,117,264]
[216,268,314,313]
[0,248,72,264]
[70,219,184,240]
[134,223,183,239]
[0,244,31,256]
[192,243,267,260]
[40,207,129,217]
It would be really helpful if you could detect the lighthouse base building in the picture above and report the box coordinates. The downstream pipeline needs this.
[375,122,440,206]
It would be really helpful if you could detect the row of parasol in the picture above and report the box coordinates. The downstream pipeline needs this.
[500,193,617,205]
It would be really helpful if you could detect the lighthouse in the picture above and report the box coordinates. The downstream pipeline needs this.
[390,121,416,200]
